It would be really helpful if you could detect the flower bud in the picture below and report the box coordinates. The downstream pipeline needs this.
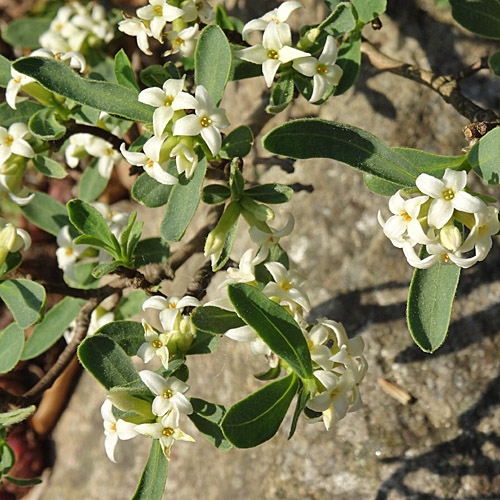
[107,390,155,420]
[439,222,462,252]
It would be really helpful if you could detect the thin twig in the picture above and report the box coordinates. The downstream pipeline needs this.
[184,259,215,302]
[53,123,125,152]
[360,40,498,123]
[447,56,489,82]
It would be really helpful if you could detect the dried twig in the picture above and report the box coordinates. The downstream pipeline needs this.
[361,40,498,123]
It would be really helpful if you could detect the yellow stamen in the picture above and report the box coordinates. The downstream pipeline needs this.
[162,427,174,437]
[152,339,163,348]
[442,188,455,201]
[163,389,173,399]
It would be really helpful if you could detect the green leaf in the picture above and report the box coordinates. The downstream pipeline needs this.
[133,238,170,266]
[126,219,144,260]
[28,108,66,140]
[4,475,42,487]
[221,373,298,448]
[192,306,245,335]
[188,398,232,450]
[228,284,312,379]
[202,184,231,204]
[2,18,52,48]
[32,155,67,179]
[244,184,293,204]
[266,74,294,114]
[78,158,109,202]
[94,320,145,356]
[288,381,310,439]
[263,119,420,187]
[212,213,239,272]
[468,127,500,184]
[114,49,140,92]
[450,0,500,39]
[132,172,175,207]
[0,323,24,374]
[187,330,219,355]
[195,25,232,105]
[319,2,357,37]
[131,440,168,500]
[0,101,44,127]
[0,406,36,427]
[0,55,11,88]
[254,365,281,381]
[0,279,46,329]
[254,244,290,289]
[140,65,169,88]
[229,57,263,81]
[163,62,181,80]
[114,291,149,321]
[352,0,386,22]
[160,156,207,242]
[219,126,254,159]
[215,5,236,30]
[0,252,22,278]
[488,50,500,76]
[0,444,15,475]
[78,334,139,389]
[13,57,154,122]
[334,35,361,96]
[67,199,120,255]
[21,192,69,236]
[64,261,100,289]
[73,235,115,254]
[91,261,120,279]
[407,254,460,353]
[21,297,84,360]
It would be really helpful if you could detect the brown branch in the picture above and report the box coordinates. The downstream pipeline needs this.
[53,123,126,152]
[447,56,489,82]
[360,40,498,123]
[184,259,215,302]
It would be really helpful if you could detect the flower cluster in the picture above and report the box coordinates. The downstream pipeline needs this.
[235,2,343,102]
[206,214,368,430]
[121,79,229,184]
[101,368,195,461]
[39,1,114,54]
[56,202,129,280]
[118,0,214,57]
[378,168,500,269]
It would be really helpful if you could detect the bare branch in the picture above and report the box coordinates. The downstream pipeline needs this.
[360,40,498,123]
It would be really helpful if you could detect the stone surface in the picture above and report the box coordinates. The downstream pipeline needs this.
[33,1,500,499]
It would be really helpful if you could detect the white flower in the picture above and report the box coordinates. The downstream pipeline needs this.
[180,0,215,23]
[138,77,198,137]
[172,85,229,156]
[242,1,303,42]
[461,206,500,261]
[6,69,35,109]
[56,225,88,279]
[92,202,129,240]
[118,17,153,55]
[120,136,178,185]
[236,22,309,87]
[307,369,355,430]
[249,213,294,264]
[416,169,484,229]
[71,3,114,44]
[402,241,479,269]
[136,0,184,40]
[0,123,34,164]
[137,320,171,370]
[165,24,199,58]
[139,370,193,417]
[0,219,31,268]
[135,409,195,459]
[377,190,433,248]
[170,141,198,179]
[219,249,257,287]
[293,36,343,102]
[262,261,310,314]
[101,400,138,463]
[142,294,200,329]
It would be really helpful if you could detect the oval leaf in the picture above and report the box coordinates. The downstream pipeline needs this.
[78,158,109,202]
[194,25,232,105]
[78,334,139,389]
[160,157,207,242]
[2,18,51,48]
[33,155,67,179]
[131,440,168,500]
[114,49,140,92]
[21,297,84,360]
[202,184,231,204]
[244,184,293,204]
[0,279,46,329]
[407,259,460,353]
[221,373,298,448]
[219,126,254,160]
[21,192,69,236]
[263,119,420,186]
[227,283,312,379]
[266,74,294,114]
[450,0,500,39]
[468,126,500,184]
[132,172,175,208]
[192,306,245,335]
[188,398,232,450]
[334,35,361,96]
[94,320,145,356]
[13,57,154,122]
[0,323,24,373]
[0,101,44,127]
[352,0,386,23]
[28,108,66,140]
